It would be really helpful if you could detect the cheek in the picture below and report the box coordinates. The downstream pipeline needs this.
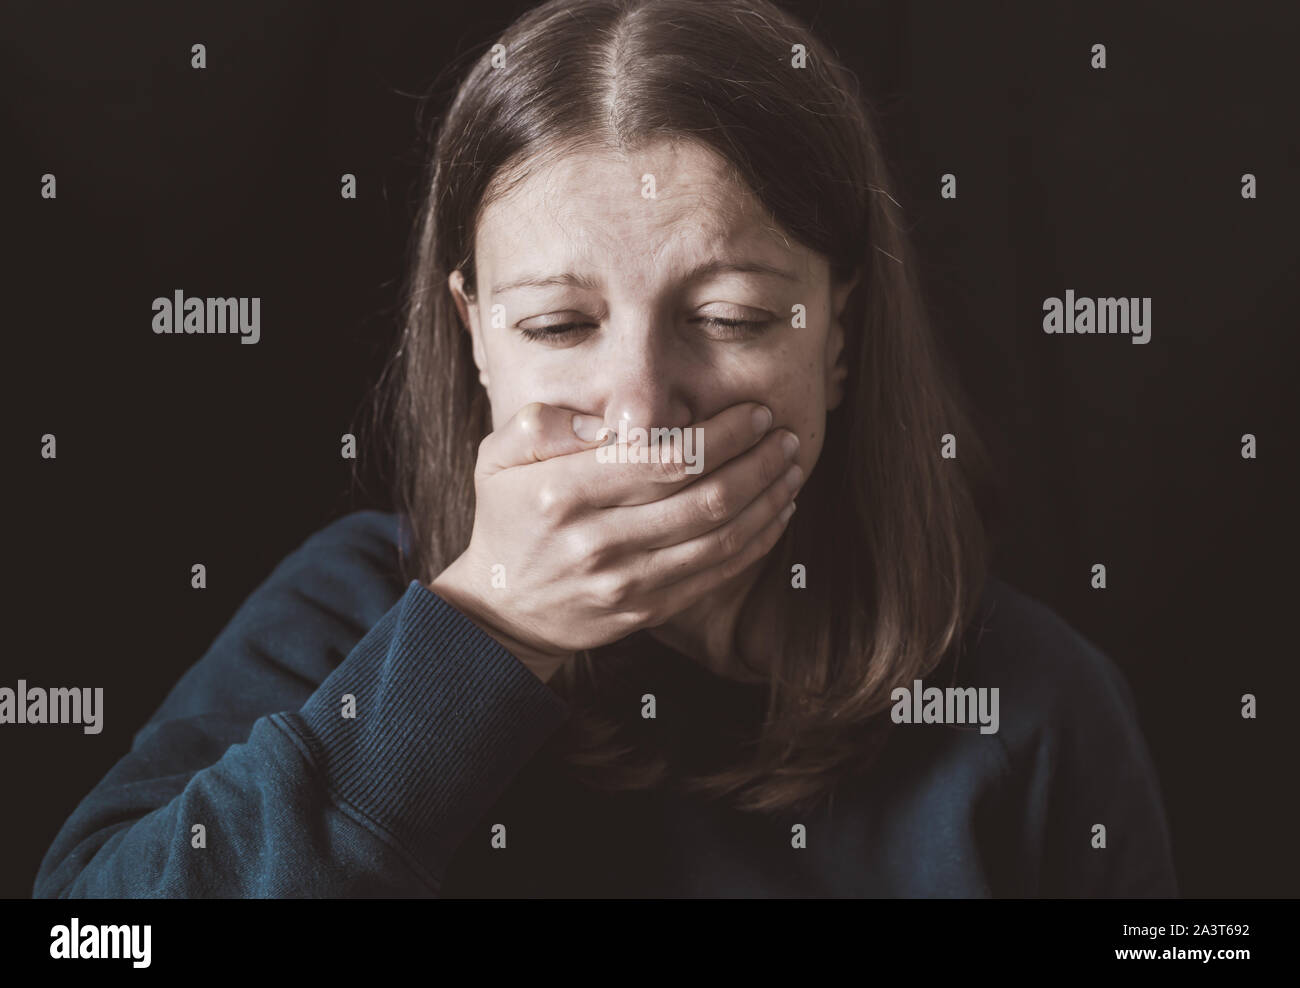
[760,352,828,477]
[483,339,593,428]
[481,337,533,429]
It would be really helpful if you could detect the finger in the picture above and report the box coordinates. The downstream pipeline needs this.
[637,449,802,581]
[592,426,799,552]
[476,401,613,477]
[648,494,797,618]
[557,400,777,508]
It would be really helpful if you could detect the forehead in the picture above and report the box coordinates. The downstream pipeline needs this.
[475,139,811,283]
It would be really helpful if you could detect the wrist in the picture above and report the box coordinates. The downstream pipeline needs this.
[428,556,571,685]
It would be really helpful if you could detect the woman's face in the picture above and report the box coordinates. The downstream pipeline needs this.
[449,138,856,484]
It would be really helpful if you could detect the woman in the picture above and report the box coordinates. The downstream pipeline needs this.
[34,0,1177,897]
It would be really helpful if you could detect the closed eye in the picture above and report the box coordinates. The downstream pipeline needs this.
[516,316,768,342]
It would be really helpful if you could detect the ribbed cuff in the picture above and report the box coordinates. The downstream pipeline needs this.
[280,580,571,885]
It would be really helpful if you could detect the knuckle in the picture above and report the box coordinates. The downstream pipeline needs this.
[534,482,563,518]
[516,402,546,436]
[627,606,656,628]
[721,536,761,579]
[616,609,647,634]
[685,541,712,572]
[701,482,730,523]
[759,443,786,488]
[719,553,746,581]
[714,524,742,559]
[593,572,632,609]
[566,528,602,565]
[652,447,686,483]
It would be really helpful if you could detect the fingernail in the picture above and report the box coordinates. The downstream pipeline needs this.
[783,464,803,491]
[751,404,772,435]
[781,430,800,460]
[779,501,796,523]
[573,414,605,441]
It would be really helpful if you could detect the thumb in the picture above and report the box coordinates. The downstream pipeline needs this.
[476,401,613,476]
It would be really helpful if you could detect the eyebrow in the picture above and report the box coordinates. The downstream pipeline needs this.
[490,258,800,296]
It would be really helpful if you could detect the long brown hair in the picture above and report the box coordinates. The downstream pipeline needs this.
[359,0,1004,816]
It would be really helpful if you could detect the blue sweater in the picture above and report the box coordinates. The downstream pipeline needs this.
[32,510,1178,897]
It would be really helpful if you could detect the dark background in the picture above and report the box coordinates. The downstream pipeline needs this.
[4,0,1297,898]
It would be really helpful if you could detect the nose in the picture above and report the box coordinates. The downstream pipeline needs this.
[598,319,694,435]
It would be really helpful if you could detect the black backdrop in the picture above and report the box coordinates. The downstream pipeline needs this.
[5,0,1297,899]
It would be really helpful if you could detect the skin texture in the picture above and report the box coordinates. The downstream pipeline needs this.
[444,137,858,683]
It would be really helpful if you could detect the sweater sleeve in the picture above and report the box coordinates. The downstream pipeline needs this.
[32,515,571,898]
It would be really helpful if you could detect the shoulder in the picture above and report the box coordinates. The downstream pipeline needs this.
[227,508,409,645]
[142,509,409,729]
[954,574,1178,895]
[957,574,1147,755]
[274,508,405,579]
